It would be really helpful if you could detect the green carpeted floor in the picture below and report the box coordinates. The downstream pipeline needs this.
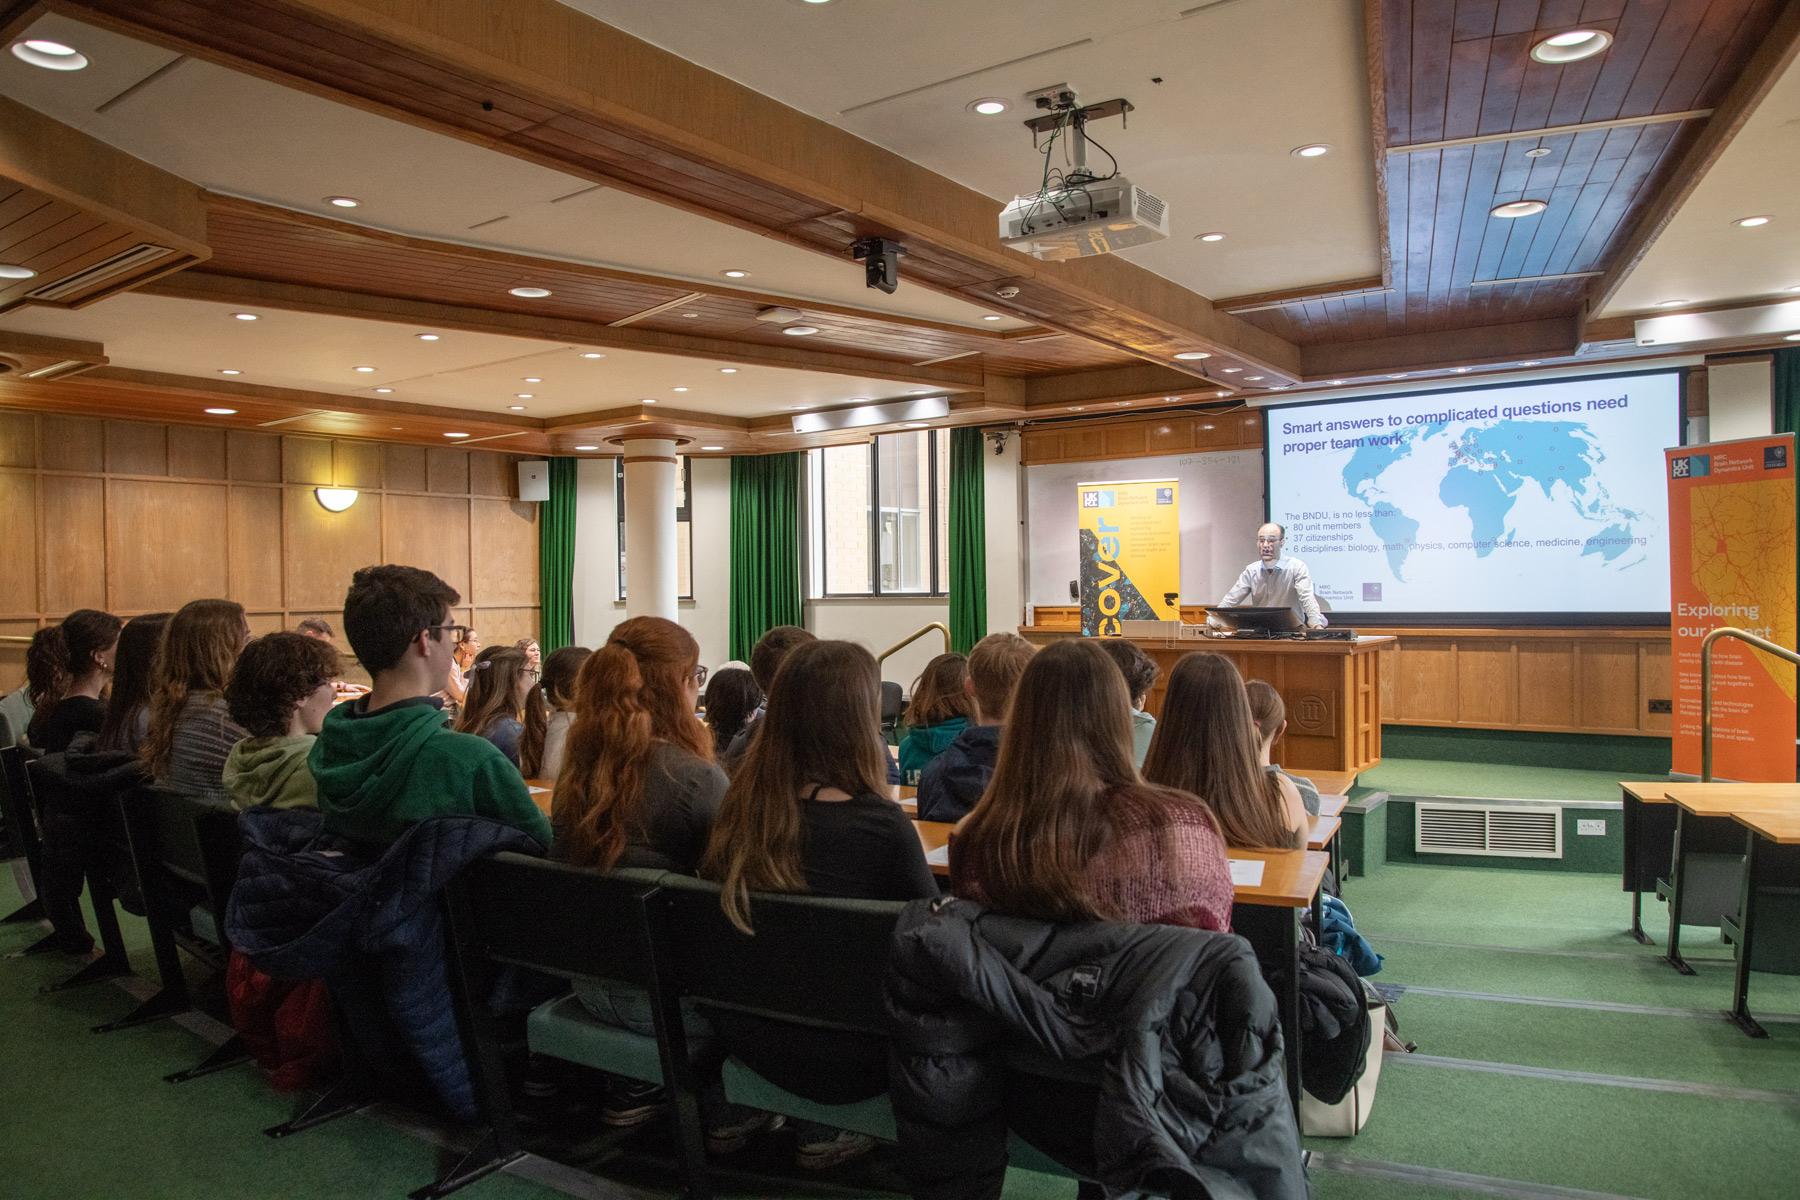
[1356,757,1629,804]
[4,862,1797,1199]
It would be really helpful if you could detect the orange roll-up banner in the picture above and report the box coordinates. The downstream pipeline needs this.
[1666,434,1796,781]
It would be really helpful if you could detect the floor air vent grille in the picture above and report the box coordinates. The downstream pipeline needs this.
[1416,803,1562,859]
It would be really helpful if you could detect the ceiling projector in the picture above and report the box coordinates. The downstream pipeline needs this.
[999,176,1169,262]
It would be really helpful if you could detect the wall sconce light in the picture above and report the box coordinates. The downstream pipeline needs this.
[314,487,359,513]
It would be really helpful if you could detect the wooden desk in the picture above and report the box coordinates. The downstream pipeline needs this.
[1019,628,1391,776]
[1719,808,1800,1038]
[1620,780,1675,944]
[1308,815,1340,852]
[525,778,554,816]
[888,784,917,817]
[1658,784,1800,975]
[1316,794,1348,819]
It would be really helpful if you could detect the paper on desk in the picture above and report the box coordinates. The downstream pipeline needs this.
[528,786,551,795]
[1228,859,1265,887]
[925,844,951,867]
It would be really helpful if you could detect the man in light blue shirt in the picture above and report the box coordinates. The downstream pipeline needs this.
[1216,522,1327,628]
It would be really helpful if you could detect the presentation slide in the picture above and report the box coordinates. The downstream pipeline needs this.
[1265,371,1681,618]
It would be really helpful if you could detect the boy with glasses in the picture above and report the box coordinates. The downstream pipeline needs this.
[309,564,551,846]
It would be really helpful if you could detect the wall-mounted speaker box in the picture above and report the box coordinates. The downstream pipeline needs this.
[517,460,550,502]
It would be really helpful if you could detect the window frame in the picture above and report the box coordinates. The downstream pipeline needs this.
[616,455,695,602]
[811,430,949,599]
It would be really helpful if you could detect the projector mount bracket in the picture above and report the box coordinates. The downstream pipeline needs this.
[1022,86,1134,182]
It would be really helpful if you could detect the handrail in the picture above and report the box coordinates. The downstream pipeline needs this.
[0,635,28,644]
[877,622,950,673]
[1700,627,1800,782]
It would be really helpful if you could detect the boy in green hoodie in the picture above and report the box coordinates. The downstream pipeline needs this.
[223,631,341,810]
[308,565,551,847]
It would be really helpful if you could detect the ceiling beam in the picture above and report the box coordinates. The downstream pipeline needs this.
[1388,109,1714,155]
[1020,363,1233,409]
[1299,317,1579,378]
[1584,1,1800,317]
[139,272,987,390]
[54,0,1303,382]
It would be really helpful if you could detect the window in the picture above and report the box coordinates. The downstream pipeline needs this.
[806,431,951,597]
[617,456,694,600]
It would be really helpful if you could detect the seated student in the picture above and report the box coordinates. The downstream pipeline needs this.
[701,639,938,1169]
[514,637,542,672]
[93,613,171,756]
[915,632,1036,823]
[310,565,549,846]
[1245,680,1321,818]
[1143,654,1307,850]
[0,627,59,748]
[533,645,591,781]
[26,611,122,752]
[896,653,975,783]
[720,625,815,768]
[452,645,539,769]
[701,665,761,758]
[295,617,336,643]
[1097,638,1160,768]
[140,600,251,806]
[440,625,482,712]
[222,632,341,811]
[951,638,1233,931]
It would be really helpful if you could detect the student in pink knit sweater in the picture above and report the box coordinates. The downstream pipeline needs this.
[948,639,1234,932]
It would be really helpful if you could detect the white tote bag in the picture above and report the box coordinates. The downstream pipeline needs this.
[1299,1003,1384,1137]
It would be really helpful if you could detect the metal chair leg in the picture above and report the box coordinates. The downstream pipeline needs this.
[409,1129,526,1200]
[164,1034,250,1084]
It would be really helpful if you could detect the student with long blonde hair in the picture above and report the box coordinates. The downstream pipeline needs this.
[140,599,250,804]
[1143,653,1308,850]
[700,639,936,1169]
[950,639,1233,931]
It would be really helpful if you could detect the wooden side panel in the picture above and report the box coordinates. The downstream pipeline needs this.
[333,440,383,489]
[106,479,229,611]
[1639,640,1673,734]
[283,436,334,486]
[1578,641,1643,733]
[39,475,105,611]
[167,425,227,479]
[471,499,539,607]
[283,486,381,611]
[1516,640,1578,729]
[468,605,539,648]
[427,448,470,494]
[1454,639,1516,726]
[104,421,167,476]
[1396,641,1457,722]
[40,416,102,473]
[0,411,34,467]
[468,452,514,498]
[228,431,282,482]
[0,471,36,614]
[384,444,428,492]
[229,486,284,612]
[382,493,471,603]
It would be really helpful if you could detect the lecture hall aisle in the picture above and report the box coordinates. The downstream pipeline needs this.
[2,866,1796,1200]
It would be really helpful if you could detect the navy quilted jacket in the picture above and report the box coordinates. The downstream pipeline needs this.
[225,807,545,1121]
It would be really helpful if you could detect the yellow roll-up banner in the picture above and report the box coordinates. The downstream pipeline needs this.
[1077,478,1181,636]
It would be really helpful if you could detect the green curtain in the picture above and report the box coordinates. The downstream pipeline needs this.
[538,457,577,653]
[1776,347,1800,440]
[948,427,988,654]
[729,453,803,661]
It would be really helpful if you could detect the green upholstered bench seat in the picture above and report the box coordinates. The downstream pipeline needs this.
[188,905,220,948]
[719,1057,897,1140]
[527,993,707,1084]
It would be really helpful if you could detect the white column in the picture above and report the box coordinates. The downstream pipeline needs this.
[621,438,678,621]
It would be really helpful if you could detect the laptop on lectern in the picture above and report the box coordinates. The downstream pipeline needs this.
[1210,605,1303,634]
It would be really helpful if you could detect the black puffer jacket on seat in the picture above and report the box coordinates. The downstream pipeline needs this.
[886,896,1307,1200]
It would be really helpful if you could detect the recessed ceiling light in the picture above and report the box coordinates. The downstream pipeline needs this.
[1197,232,1226,243]
[523,376,542,383]
[1784,285,1800,294]
[515,393,534,399]
[232,312,259,321]
[1656,299,1688,308]
[1291,144,1330,158]
[204,407,237,416]
[575,444,599,451]
[0,264,38,280]
[967,98,1008,116]
[325,195,360,208]
[847,396,871,402]
[643,398,658,404]
[1388,373,1409,379]
[782,325,819,336]
[510,286,552,298]
[1518,361,1542,367]
[416,333,440,341]
[681,312,699,318]
[672,387,689,393]
[719,367,738,374]
[1221,367,1242,374]
[1330,380,1345,386]
[701,445,725,451]
[1453,367,1472,373]
[1733,215,1771,228]
[1530,29,1613,64]
[1174,351,1212,361]
[910,389,932,395]
[1787,333,1800,342]
[443,432,471,439]
[1525,147,1552,159]
[721,269,750,279]
[374,387,394,394]
[11,39,88,70]
[508,404,526,411]
[580,351,605,359]
[353,365,376,373]
[1070,406,1086,411]
[1245,376,1265,382]
[1492,200,1548,219]
[981,314,1002,322]
[218,368,242,376]
[904,422,930,427]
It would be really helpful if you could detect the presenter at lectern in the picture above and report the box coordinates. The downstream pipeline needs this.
[1215,522,1327,629]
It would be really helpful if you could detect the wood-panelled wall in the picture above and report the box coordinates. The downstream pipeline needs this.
[1021,409,1263,465]
[0,410,540,688]
[1023,608,1671,739]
